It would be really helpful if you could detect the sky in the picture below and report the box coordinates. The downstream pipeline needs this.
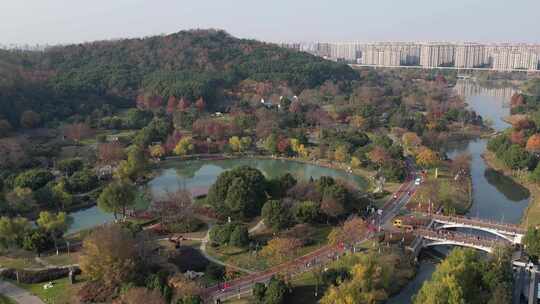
[2,0,540,46]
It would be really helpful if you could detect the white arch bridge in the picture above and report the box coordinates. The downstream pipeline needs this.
[419,213,526,244]
[407,228,511,255]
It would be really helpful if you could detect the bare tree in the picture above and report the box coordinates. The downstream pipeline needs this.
[152,189,194,229]
[64,123,93,144]
[98,142,125,164]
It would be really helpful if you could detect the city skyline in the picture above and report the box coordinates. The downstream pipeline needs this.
[1,0,540,46]
[280,41,540,72]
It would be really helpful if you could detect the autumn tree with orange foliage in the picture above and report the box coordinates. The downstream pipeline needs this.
[402,132,421,151]
[526,134,540,154]
[328,216,367,247]
[368,146,390,168]
[261,237,302,264]
[64,122,93,144]
[416,147,439,169]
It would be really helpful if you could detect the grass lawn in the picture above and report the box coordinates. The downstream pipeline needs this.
[41,253,79,266]
[207,225,332,272]
[13,278,81,304]
[0,256,42,269]
[0,294,16,304]
[407,164,471,214]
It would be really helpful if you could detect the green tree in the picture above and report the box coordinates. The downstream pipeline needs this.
[503,144,533,170]
[22,229,52,255]
[0,217,32,249]
[262,200,292,232]
[206,166,267,219]
[229,224,249,247]
[264,134,279,154]
[14,169,54,190]
[66,169,99,193]
[253,282,267,303]
[36,211,71,255]
[176,295,202,304]
[98,181,136,219]
[524,226,540,261]
[292,201,320,224]
[116,146,148,181]
[56,158,84,176]
[413,248,495,304]
[264,277,290,304]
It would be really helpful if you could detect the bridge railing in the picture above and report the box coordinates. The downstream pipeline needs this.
[414,228,509,248]
[423,213,526,234]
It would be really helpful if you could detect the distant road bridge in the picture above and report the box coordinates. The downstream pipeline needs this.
[419,213,525,244]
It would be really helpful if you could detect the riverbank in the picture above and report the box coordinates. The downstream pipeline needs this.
[483,151,539,227]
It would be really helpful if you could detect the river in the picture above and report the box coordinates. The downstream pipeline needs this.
[388,79,530,303]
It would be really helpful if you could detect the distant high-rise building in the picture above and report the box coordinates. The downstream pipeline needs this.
[455,43,486,68]
[362,43,420,66]
[283,41,540,71]
[420,43,455,67]
[492,47,539,71]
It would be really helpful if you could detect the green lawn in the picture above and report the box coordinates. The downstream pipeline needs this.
[41,253,79,267]
[0,295,16,304]
[0,256,42,270]
[207,225,332,272]
[14,278,79,304]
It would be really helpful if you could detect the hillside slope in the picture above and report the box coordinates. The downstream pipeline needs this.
[0,29,357,127]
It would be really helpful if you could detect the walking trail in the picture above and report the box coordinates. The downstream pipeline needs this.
[0,280,44,304]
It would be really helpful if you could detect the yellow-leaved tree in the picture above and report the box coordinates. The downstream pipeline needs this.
[79,224,137,286]
[174,137,194,156]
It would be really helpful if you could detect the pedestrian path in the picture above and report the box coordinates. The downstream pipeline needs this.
[0,280,44,304]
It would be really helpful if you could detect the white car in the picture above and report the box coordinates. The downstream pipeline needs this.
[414,178,422,185]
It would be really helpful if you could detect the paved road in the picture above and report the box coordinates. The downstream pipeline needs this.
[0,280,44,304]
[206,172,419,301]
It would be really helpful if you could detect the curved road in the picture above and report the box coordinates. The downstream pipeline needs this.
[206,171,418,302]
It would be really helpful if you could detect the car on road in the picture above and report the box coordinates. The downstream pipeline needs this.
[414,177,422,185]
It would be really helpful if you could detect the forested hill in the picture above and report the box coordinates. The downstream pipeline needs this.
[0,29,357,128]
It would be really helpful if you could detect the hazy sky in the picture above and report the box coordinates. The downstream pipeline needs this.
[2,0,540,45]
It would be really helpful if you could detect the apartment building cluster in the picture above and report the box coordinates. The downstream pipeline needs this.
[280,42,540,71]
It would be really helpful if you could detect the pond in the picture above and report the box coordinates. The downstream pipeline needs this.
[67,158,368,234]
[147,158,368,199]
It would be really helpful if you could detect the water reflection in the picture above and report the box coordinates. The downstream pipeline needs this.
[148,158,368,199]
[484,169,530,202]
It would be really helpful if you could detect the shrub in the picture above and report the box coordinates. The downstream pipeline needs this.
[57,158,84,176]
[67,169,99,193]
[14,169,54,190]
